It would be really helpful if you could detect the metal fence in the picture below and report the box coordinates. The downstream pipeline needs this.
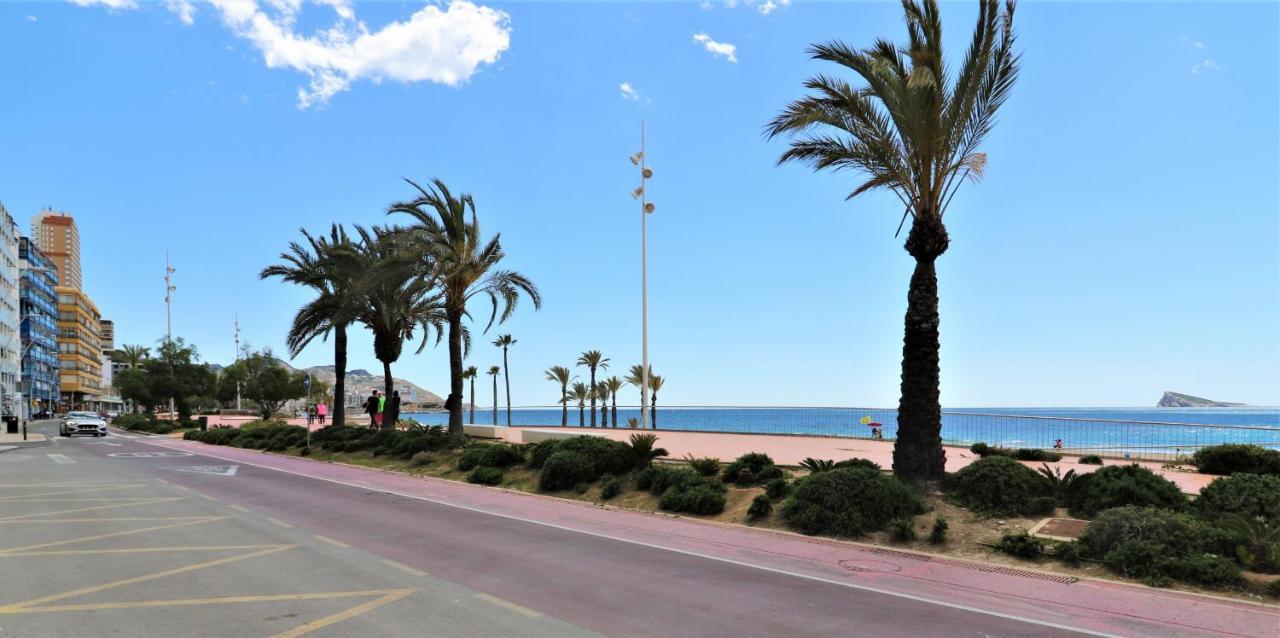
[403,405,1280,462]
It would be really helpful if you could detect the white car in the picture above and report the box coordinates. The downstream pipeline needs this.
[61,411,108,437]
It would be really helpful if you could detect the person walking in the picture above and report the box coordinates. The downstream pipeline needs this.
[306,404,315,427]
[316,401,327,425]
[365,390,380,428]
[387,390,401,429]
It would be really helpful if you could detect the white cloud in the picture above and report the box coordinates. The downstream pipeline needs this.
[704,0,790,15]
[26,15,38,22]
[693,33,737,63]
[67,0,512,109]
[619,82,640,101]
[1179,34,1206,49]
[1190,59,1219,75]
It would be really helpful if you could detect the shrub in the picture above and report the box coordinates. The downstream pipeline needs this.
[1079,455,1104,465]
[634,466,659,491]
[942,456,1051,516]
[113,413,153,430]
[1214,515,1280,573]
[467,466,503,485]
[1063,464,1186,518]
[479,444,524,468]
[929,517,949,545]
[1036,464,1078,499]
[1265,578,1280,599]
[723,452,780,487]
[1194,473,1280,523]
[748,494,773,519]
[408,451,433,468]
[457,446,486,471]
[1103,539,1164,578]
[1192,444,1280,476]
[600,475,622,500]
[1054,541,1083,565]
[1027,496,1058,516]
[997,531,1045,559]
[764,478,790,500]
[627,433,669,468]
[1014,448,1062,462]
[685,455,721,477]
[889,519,917,543]
[1164,555,1244,588]
[658,484,725,515]
[575,483,591,495]
[1079,506,1243,581]
[528,437,635,476]
[538,451,597,491]
[799,458,836,473]
[833,458,881,472]
[1081,507,1204,558]
[780,467,924,537]
[644,466,719,497]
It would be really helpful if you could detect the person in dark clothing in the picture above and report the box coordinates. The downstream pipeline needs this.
[365,390,380,428]
[387,391,401,429]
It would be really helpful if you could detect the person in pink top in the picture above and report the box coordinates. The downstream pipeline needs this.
[316,401,328,425]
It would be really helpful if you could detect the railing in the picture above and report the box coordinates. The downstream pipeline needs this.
[403,405,1280,462]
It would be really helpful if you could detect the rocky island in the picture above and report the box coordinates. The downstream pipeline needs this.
[1157,391,1246,408]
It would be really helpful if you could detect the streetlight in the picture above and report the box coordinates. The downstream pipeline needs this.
[164,253,175,418]
[630,121,655,429]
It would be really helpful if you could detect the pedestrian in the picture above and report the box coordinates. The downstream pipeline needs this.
[365,390,380,428]
[316,401,327,425]
[376,392,387,428]
[306,404,315,427]
[388,391,401,429]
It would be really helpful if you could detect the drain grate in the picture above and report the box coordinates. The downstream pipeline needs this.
[858,547,1078,584]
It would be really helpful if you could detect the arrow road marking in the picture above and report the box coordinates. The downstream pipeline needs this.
[163,465,239,477]
[46,454,75,465]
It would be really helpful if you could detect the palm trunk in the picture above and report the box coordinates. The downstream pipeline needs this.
[892,219,949,487]
[381,359,394,431]
[446,311,464,435]
[651,391,658,429]
[560,386,567,426]
[332,324,347,427]
[578,404,584,427]
[468,377,475,424]
[492,376,498,426]
[502,347,511,426]
[611,396,617,427]
[588,367,596,427]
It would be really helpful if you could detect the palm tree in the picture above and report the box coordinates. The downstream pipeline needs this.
[119,344,150,368]
[625,364,654,427]
[568,382,590,427]
[648,374,665,429]
[462,366,478,424]
[493,334,516,426]
[352,226,447,428]
[389,179,542,436]
[544,366,573,427]
[487,366,501,425]
[765,0,1019,486]
[260,224,363,426]
[576,351,609,427]
[592,382,609,428]
[603,376,624,427]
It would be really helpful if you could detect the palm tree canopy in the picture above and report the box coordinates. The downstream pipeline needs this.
[544,366,572,386]
[388,178,542,331]
[625,364,654,387]
[493,334,516,348]
[765,0,1019,244]
[351,225,449,363]
[487,366,502,376]
[603,376,624,397]
[119,344,150,367]
[462,366,478,379]
[577,350,609,370]
[568,382,590,405]
[260,224,364,357]
[649,375,665,394]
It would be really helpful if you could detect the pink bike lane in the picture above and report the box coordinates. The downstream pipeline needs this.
[143,436,1278,638]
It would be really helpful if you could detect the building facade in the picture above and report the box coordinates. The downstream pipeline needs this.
[56,286,102,410]
[0,206,20,419]
[19,237,60,417]
[99,318,114,391]
[33,210,82,290]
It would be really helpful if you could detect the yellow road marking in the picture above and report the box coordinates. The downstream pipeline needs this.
[475,592,543,618]
[0,544,294,611]
[172,485,191,492]
[380,559,429,577]
[313,534,350,548]
[0,498,177,503]
[267,518,294,529]
[0,544,285,557]
[272,589,414,638]
[0,589,413,615]
[0,517,226,555]
[227,505,250,513]
[0,484,148,502]
[154,478,169,484]
[0,498,186,521]
[0,482,138,488]
[199,494,218,501]
[0,516,213,524]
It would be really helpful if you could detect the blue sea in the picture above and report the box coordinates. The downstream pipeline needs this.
[404,406,1280,459]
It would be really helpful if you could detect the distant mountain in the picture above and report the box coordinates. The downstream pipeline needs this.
[214,360,444,408]
[1157,391,1246,408]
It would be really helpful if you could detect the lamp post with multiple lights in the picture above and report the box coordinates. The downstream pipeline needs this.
[630,122,655,429]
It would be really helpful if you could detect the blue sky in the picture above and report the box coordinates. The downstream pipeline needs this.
[1,1,1276,408]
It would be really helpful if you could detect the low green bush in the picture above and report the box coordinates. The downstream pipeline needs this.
[799,458,836,473]
[1194,473,1280,523]
[659,484,725,515]
[1102,539,1163,578]
[1013,448,1062,462]
[1080,507,1207,558]
[1265,578,1280,599]
[538,451,597,491]
[1027,496,1058,516]
[833,458,881,472]
[1164,555,1245,588]
[467,466,503,485]
[626,433,669,468]
[996,530,1045,559]
[307,425,455,459]
[1080,506,1244,586]
[634,466,659,491]
[929,517,948,545]
[942,456,1051,516]
[600,475,622,500]
[1053,541,1083,565]
[528,436,636,476]
[1063,464,1186,518]
[685,455,721,477]
[458,443,524,471]
[764,477,790,500]
[408,451,433,468]
[780,467,924,537]
[113,413,153,430]
[722,452,782,486]
[1078,455,1104,465]
[748,494,772,519]
[1192,444,1280,476]
[889,519,917,543]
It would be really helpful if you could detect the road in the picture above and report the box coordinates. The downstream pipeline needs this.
[0,421,1274,638]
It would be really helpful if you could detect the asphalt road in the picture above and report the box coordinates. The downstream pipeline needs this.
[0,422,1268,637]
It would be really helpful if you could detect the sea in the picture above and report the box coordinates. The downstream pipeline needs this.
[403,406,1280,457]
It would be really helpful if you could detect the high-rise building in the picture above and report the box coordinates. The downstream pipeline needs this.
[33,210,82,291]
[100,318,114,391]
[0,205,20,419]
[56,286,101,410]
[20,237,60,417]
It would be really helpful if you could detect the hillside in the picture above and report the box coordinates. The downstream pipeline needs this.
[218,359,445,408]
[1157,391,1246,408]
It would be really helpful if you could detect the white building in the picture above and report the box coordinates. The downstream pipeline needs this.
[0,204,21,418]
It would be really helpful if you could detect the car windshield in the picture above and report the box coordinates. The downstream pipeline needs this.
[68,412,98,418]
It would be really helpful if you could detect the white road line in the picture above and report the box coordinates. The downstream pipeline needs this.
[46,454,76,465]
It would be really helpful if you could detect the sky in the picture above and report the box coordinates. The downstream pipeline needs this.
[1,1,1277,409]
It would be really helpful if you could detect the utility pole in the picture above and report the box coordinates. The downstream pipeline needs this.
[629,121,655,429]
[165,253,175,418]
[234,313,242,410]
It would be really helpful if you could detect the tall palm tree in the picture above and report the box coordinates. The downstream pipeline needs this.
[648,374,665,429]
[592,382,609,428]
[602,376,624,427]
[765,0,1019,486]
[568,382,590,427]
[260,224,362,427]
[352,226,447,429]
[625,364,653,427]
[462,366,478,424]
[487,365,501,425]
[389,179,542,436]
[544,366,573,427]
[576,351,609,427]
[119,344,150,368]
[493,334,516,426]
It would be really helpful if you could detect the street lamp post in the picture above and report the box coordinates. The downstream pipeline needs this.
[630,122,656,429]
[164,253,175,418]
